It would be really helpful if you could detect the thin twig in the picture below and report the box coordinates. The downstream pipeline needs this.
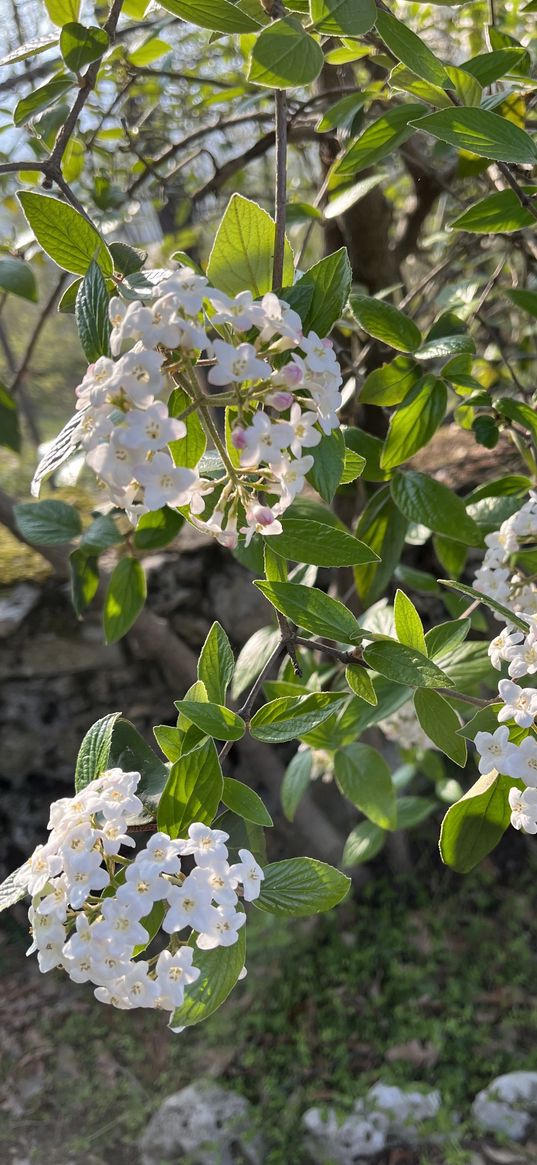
[272,89,288,290]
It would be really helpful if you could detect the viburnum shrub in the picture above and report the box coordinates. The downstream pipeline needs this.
[0,0,536,1029]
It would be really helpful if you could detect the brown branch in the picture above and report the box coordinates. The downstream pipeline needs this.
[8,272,68,407]
[273,89,288,289]
[191,125,322,205]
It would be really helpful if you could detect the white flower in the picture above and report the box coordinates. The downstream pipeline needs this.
[287,403,322,458]
[208,340,271,386]
[507,634,537,680]
[65,855,109,910]
[257,292,303,345]
[509,785,537,834]
[497,679,537,728]
[208,289,264,332]
[240,412,293,467]
[86,435,138,489]
[162,876,215,934]
[474,726,513,775]
[178,823,229,867]
[34,875,69,922]
[196,905,246,950]
[93,898,149,955]
[137,831,183,874]
[135,452,198,511]
[503,736,537,787]
[22,844,62,897]
[98,819,136,856]
[121,402,186,452]
[96,769,144,821]
[36,932,66,974]
[110,297,181,355]
[27,910,64,956]
[274,454,314,509]
[473,566,511,604]
[191,862,238,908]
[155,947,200,1006]
[155,269,208,315]
[489,627,523,670]
[241,504,282,545]
[117,865,168,917]
[229,849,265,902]
[300,332,340,375]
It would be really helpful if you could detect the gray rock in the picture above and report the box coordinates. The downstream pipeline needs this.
[139,1082,263,1165]
[367,1081,441,1141]
[303,1103,388,1163]
[0,584,39,638]
[472,1071,537,1141]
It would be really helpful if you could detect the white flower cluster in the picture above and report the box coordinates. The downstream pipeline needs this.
[74,267,343,546]
[472,494,537,834]
[21,768,263,1015]
[378,700,434,752]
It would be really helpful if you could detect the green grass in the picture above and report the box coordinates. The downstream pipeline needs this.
[2,850,536,1164]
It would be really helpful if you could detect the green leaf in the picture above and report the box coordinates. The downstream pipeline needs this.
[425,617,471,659]
[197,622,235,705]
[0,258,37,302]
[44,0,80,24]
[106,717,168,802]
[496,397,537,445]
[0,865,30,914]
[250,692,348,743]
[222,777,273,826]
[316,92,370,133]
[153,724,183,762]
[394,589,427,654]
[451,188,537,234]
[157,738,223,838]
[289,248,351,337]
[103,557,146,644]
[207,194,293,298]
[362,640,453,689]
[360,356,420,407]
[380,375,447,469]
[411,108,537,164]
[255,580,362,643]
[79,515,122,554]
[17,191,112,277]
[14,73,73,126]
[60,22,108,70]
[345,665,377,705]
[281,748,312,821]
[75,259,111,362]
[174,700,245,742]
[264,544,288,583]
[414,335,475,361]
[0,35,58,67]
[248,17,323,88]
[324,174,387,219]
[70,548,99,615]
[333,104,425,178]
[128,37,171,66]
[231,626,280,700]
[306,430,346,503]
[444,64,482,107]
[376,10,449,87]
[391,471,483,546]
[350,294,421,353]
[354,487,408,605]
[506,288,537,318]
[133,507,184,550]
[159,0,260,31]
[462,47,526,86]
[340,447,366,486]
[254,857,350,916]
[342,821,385,867]
[433,534,467,579]
[438,578,529,632]
[456,703,502,742]
[310,0,375,37]
[14,499,81,544]
[169,388,207,469]
[75,711,122,792]
[0,385,20,452]
[414,689,467,767]
[335,743,396,830]
[271,517,377,568]
[396,796,436,828]
[439,771,517,873]
[168,926,246,1030]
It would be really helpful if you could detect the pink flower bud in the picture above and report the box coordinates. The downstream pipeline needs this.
[250,504,275,527]
[322,338,333,349]
[268,391,294,411]
[231,427,247,449]
[282,363,303,386]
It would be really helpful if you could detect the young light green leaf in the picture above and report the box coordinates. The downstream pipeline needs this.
[333,104,425,178]
[0,258,37,302]
[281,748,312,821]
[310,0,375,37]
[197,622,235,705]
[159,0,260,31]
[207,194,293,298]
[255,580,362,643]
[350,294,421,353]
[75,259,111,361]
[380,376,447,470]
[376,10,449,87]
[335,743,397,830]
[133,507,184,550]
[14,73,73,126]
[342,821,385,867]
[394,589,427,654]
[424,617,471,659]
[153,724,183,763]
[75,711,122,791]
[324,174,387,219]
[248,17,323,89]
[362,640,453,689]
[254,857,350,916]
[45,0,80,25]
[389,63,452,109]
[345,665,377,705]
[222,777,273,827]
[411,107,537,164]
[17,191,113,276]
[174,700,245,742]
[414,689,467,767]
[157,738,223,838]
[103,557,146,644]
[360,356,420,407]
[451,188,537,234]
[439,771,518,872]
[391,470,483,546]
[250,692,348,743]
[14,499,81,544]
[270,517,378,568]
